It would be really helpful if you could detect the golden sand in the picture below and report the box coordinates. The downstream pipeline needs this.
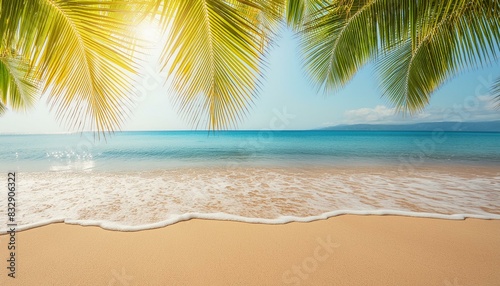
[1,215,499,285]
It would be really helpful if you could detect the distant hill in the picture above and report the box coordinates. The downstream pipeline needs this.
[320,120,500,132]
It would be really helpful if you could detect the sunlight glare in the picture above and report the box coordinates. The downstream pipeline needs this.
[135,20,162,46]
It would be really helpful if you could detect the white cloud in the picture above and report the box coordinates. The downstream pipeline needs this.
[477,95,498,111]
[343,105,399,124]
[342,96,500,125]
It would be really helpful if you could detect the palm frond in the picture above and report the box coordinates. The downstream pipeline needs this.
[299,0,413,93]
[286,0,325,29]
[1,0,148,133]
[158,0,281,129]
[0,52,39,115]
[298,0,500,112]
[376,0,500,112]
[232,0,284,52]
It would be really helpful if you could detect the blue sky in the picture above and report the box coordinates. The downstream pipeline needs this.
[1,28,499,134]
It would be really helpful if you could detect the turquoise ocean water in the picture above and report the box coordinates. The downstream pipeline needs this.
[0,131,499,232]
[1,131,499,172]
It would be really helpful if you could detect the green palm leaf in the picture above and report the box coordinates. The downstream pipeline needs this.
[157,0,281,129]
[235,0,284,46]
[299,0,413,92]
[286,0,325,29]
[0,53,38,115]
[1,0,146,132]
[298,0,500,112]
[377,0,500,112]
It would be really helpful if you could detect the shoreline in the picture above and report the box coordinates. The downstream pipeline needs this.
[3,165,499,233]
[3,210,500,234]
[1,215,499,285]
[7,160,500,173]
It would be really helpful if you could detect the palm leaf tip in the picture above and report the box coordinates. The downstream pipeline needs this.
[298,0,500,113]
[0,54,39,113]
[492,77,500,109]
[299,0,384,94]
[158,0,279,129]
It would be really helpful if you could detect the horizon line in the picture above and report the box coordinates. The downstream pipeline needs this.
[2,119,500,136]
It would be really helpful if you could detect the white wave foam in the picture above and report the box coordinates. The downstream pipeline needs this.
[1,167,499,233]
[5,211,500,234]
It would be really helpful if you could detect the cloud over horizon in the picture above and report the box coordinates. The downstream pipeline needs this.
[339,95,500,126]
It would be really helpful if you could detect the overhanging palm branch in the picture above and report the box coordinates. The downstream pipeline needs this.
[156,0,282,129]
[285,0,323,30]
[0,52,39,115]
[296,0,500,112]
[234,0,284,48]
[297,0,422,93]
[1,0,146,132]
[377,0,500,112]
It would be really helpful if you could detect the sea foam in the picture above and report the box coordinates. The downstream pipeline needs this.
[1,166,499,233]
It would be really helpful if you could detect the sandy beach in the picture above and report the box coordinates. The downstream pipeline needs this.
[2,0,500,285]
[1,215,499,285]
